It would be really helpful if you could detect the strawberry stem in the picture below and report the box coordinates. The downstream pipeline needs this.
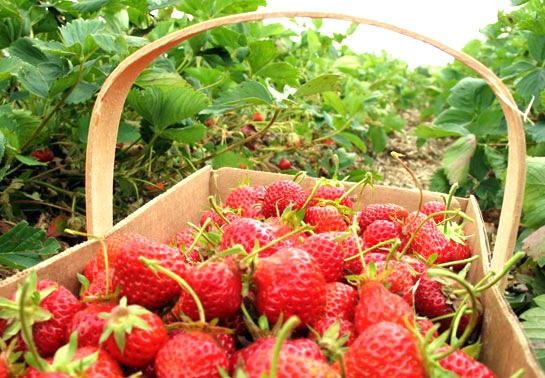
[300,178,326,211]
[474,251,525,293]
[269,316,300,378]
[18,276,48,372]
[241,225,312,264]
[140,258,206,324]
[443,183,459,233]
[338,172,374,206]
[343,238,399,262]
[435,255,479,268]
[400,210,473,256]
[391,151,423,212]
[184,218,211,262]
[427,268,479,360]
[208,196,231,225]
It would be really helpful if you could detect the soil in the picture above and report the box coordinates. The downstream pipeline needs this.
[371,109,451,189]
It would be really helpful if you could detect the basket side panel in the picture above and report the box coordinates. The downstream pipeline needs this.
[0,167,213,296]
[465,197,543,377]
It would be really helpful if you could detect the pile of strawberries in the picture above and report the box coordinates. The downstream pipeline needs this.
[0,177,502,377]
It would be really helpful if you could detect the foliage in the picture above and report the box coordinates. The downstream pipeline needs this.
[0,0,438,267]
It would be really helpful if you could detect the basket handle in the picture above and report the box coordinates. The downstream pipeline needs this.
[86,11,526,270]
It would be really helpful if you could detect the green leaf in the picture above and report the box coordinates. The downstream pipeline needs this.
[294,74,342,98]
[211,151,252,169]
[523,157,545,228]
[162,125,207,144]
[206,81,273,113]
[0,221,60,269]
[529,34,545,63]
[415,123,469,139]
[526,122,545,143]
[117,122,140,144]
[441,134,477,184]
[256,62,299,87]
[8,38,48,66]
[516,69,545,100]
[523,225,545,262]
[128,86,210,130]
[429,169,450,193]
[18,66,50,98]
[334,132,367,153]
[15,155,47,166]
[136,67,189,89]
[484,146,507,180]
[520,294,545,369]
[248,41,276,73]
[71,0,111,12]
[368,127,387,153]
[0,57,21,80]
[448,78,494,111]
[65,81,99,104]
[185,67,226,87]
[434,108,473,129]
[322,91,346,115]
[469,106,503,137]
[60,19,105,47]
[383,114,406,131]
[147,0,180,10]
[0,130,5,163]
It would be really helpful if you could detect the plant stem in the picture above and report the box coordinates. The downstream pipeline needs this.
[269,316,300,378]
[19,280,48,371]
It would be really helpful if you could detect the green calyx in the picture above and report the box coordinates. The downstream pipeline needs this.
[98,297,150,353]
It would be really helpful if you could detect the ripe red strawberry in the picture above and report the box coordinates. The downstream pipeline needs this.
[79,270,115,303]
[335,233,365,274]
[358,203,409,232]
[321,282,358,321]
[23,346,123,378]
[112,233,189,309]
[31,148,54,163]
[414,274,471,333]
[345,321,425,378]
[0,278,82,357]
[170,259,242,321]
[199,210,238,229]
[311,317,356,346]
[69,302,115,348]
[304,205,348,233]
[220,217,280,257]
[421,201,446,223]
[307,185,354,208]
[436,239,472,268]
[252,112,265,122]
[155,331,229,378]
[363,219,402,248]
[214,333,236,372]
[403,212,449,260]
[225,185,264,218]
[83,259,100,281]
[243,347,338,378]
[262,180,306,217]
[254,247,327,325]
[439,349,496,378]
[278,158,292,170]
[354,281,413,334]
[373,260,417,300]
[170,227,201,263]
[300,233,344,282]
[101,298,168,368]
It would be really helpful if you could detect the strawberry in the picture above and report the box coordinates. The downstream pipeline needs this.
[262,180,306,217]
[199,210,238,229]
[170,227,201,263]
[307,185,354,208]
[155,331,229,378]
[0,276,82,357]
[235,337,326,367]
[358,203,409,232]
[403,212,449,260]
[79,270,115,303]
[112,233,189,309]
[252,112,265,122]
[439,349,496,378]
[373,260,417,300]
[69,303,115,348]
[336,233,365,275]
[414,274,471,333]
[321,282,358,321]
[304,205,348,233]
[220,217,281,257]
[31,148,54,163]
[436,239,471,268]
[363,219,402,248]
[254,247,327,325]
[225,185,264,218]
[277,158,292,170]
[243,347,339,378]
[421,201,446,223]
[354,281,413,334]
[170,259,242,321]
[311,317,356,346]
[344,321,426,378]
[300,233,344,282]
[101,298,168,368]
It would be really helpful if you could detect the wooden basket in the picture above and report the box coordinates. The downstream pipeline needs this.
[0,11,541,377]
